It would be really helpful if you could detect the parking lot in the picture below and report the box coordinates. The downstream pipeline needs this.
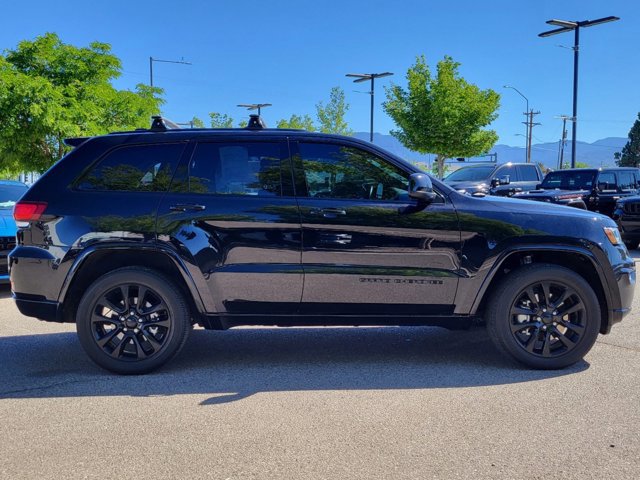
[1,260,639,480]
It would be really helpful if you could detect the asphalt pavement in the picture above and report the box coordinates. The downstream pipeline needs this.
[1,260,639,479]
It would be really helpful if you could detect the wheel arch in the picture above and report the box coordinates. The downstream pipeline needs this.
[472,247,612,335]
[58,246,209,324]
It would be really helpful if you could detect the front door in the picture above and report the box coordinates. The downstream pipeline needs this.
[291,140,461,316]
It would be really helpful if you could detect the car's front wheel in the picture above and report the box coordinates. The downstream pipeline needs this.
[76,267,191,374]
[486,264,600,369]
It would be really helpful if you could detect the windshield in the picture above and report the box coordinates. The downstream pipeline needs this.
[0,183,28,208]
[541,171,596,190]
[444,166,495,183]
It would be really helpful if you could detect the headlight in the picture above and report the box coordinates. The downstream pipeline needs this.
[604,227,622,246]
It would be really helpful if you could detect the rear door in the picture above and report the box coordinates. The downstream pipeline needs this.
[515,164,542,193]
[595,171,620,217]
[291,140,461,316]
[156,137,303,314]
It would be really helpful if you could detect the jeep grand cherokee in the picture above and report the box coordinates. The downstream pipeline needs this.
[8,116,636,374]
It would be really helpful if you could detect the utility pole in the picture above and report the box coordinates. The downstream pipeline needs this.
[524,110,541,163]
[556,115,571,169]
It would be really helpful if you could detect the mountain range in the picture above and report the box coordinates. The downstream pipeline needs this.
[353,132,627,169]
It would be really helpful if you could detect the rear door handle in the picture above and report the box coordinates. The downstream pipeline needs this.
[169,203,206,212]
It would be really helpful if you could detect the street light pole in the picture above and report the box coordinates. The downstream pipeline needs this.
[149,57,192,87]
[237,103,273,116]
[539,16,620,168]
[346,72,393,143]
[503,85,529,163]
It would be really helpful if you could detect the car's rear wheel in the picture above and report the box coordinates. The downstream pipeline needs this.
[486,264,600,369]
[76,267,191,374]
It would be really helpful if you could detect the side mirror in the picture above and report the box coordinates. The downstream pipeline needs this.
[536,183,543,190]
[408,173,437,203]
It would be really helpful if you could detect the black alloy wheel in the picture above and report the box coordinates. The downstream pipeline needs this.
[77,267,190,374]
[486,264,600,369]
[508,281,586,358]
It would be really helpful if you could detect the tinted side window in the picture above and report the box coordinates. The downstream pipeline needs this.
[496,165,515,181]
[516,165,539,181]
[175,142,283,196]
[297,143,408,200]
[597,172,616,191]
[78,143,184,192]
[617,172,635,190]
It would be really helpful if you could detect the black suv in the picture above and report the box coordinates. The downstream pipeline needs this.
[8,116,635,374]
[443,162,544,196]
[515,168,640,217]
[613,196,640,249]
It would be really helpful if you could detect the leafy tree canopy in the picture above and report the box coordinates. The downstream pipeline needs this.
[0,33,164,175]
[383,55,500,177]
[277,114,316,131]
[316,86,352,135]
[616,113,640,167]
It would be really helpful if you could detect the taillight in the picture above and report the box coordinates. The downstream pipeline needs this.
[13,201,48,222]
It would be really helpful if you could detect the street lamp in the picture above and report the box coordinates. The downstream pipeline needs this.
[539,16,620,168]
[237,103,272,116]
[346,72,393,142]
[503,85,529,163]
[149,57,192,87]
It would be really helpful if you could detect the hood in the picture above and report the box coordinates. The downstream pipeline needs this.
[0,209,17,237]
[515,189,590,199]
[479,193,609,222]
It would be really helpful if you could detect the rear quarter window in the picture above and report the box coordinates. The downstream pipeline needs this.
[77,143,185,192]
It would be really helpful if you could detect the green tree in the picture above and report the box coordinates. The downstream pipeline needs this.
[277,114,315,131]
[383,55,500,178]
[209,112,234,128]
[190,116,205,128]
[0,33,163,175]
[615,113,640,167]
[316,86,352,135]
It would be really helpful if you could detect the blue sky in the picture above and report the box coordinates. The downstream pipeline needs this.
[1,0,638,148]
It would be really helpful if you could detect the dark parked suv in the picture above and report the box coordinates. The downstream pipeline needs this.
[613,196,640,249]
[9,116,636,374]
[444,162,544,196]
[515,168,640,217]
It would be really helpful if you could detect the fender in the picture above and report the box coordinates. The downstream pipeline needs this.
[464,243,617,319]
[57,242,214,314]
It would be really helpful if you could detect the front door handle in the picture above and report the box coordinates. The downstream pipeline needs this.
[310,207,347,218]
[169,203,206,212]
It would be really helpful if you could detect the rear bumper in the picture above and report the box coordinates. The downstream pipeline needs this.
[13,295,62,322]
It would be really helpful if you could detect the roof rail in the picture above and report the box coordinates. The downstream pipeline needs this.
[150,116,181,132]
[246,114,267,130]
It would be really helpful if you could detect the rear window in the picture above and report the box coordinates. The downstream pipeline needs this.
[77,143,185,192]
[541,171,596,190]
[0,184,28,208]
[171,142,284,196]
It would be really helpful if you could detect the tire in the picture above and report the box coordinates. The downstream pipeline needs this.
[76,267,191,374]
[624,239,639,250]
[485,264,601,369]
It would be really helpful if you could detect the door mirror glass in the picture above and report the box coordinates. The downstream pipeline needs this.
[408,173,437,203]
